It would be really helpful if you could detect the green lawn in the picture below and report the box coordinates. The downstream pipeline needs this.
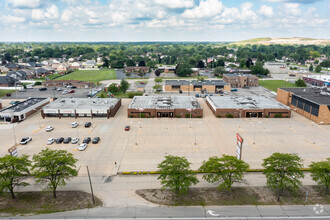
[259,80,297,92]
[0,90,16,97]
[56,70,117,83]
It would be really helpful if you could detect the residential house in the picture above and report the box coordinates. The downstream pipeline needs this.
[6,63,19,71]
[0,76,16,87]
[7,71,27,80]
[125,66,150,73]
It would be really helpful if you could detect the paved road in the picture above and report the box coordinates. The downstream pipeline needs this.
[23,205,330,219]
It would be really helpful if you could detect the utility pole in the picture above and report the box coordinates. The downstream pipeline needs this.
[86,166,95,204]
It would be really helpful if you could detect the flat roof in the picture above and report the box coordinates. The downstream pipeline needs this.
[207,96,290,110]
[43,98,120,110]
[304,75,330,83]
[0,98,48,114]
[281,88,330,105]
[224,73,258,78]
[128,96,202,110]
[165,80,229,86]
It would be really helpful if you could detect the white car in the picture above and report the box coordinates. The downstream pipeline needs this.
[62,90,68,94]
[71,137,79,144]
[71,122,78,128]
[46,126,54,132]
[78,143,87,151]
[47,138,55,145]
[20,137,32,145]
[57,87,63,91]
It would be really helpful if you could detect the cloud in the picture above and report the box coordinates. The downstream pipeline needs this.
[153,0,194,9]
[182,0,224,18]
[283,3,301,16]
[259,5,274,17]
[5,0,55,9]
[240,2,258,21]
[2,15,26,23]
[264,0,322,3]
[32,5,59,20]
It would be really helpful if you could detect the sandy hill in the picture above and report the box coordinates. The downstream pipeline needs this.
[231,37,330,46]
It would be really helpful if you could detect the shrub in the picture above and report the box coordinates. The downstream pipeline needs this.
[185,113,190,118]
[140,113,145,118]
[226,114,234,118]
[274,113,283,118]
[128,92,143,98]
[35,81,42,85]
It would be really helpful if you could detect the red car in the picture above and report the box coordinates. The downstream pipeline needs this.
[67,90,75,93]
[125,125,130,131]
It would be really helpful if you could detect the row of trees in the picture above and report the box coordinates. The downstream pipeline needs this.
[0,148,78,199]
[1,42,329,67]
[158,153,329,201]
[107,79,129,95]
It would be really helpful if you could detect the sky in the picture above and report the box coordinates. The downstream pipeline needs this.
[0,0,329,42]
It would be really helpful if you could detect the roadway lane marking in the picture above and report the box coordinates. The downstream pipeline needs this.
[33,124,46,133]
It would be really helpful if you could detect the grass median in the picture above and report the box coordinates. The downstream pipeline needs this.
[259,80,297,92]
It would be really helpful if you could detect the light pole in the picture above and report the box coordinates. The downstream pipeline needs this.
[313,121,324,144]
[12,123,17,146]
[253,121,262,144]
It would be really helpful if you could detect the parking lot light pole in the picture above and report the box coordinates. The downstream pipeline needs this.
[313,121,324,144]
[12,123,17,146]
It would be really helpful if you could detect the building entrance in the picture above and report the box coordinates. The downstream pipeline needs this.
[157,112,173,118]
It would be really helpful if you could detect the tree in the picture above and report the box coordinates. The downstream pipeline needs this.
[32,148,78,198]
[199,155,249,191]
[214,66,225,76]
[0,155,31,199]
[138,60,146,66]
[126,59,135,67]
[309,158,330,193]
[217,59,225,67]
[102,58,109,68]
[146,60,157,68]
[320,59,330,68]
[197,60,205,68]
[108,83,119,94]
[154,78,163,84]
[111,60,124,69]
[262,153,304,201]
[120,79,129,94]
[295,78,306,87]
[155,69,161,77]
[246,58,253,68]
[251,61,270,75]
[157,155,198,196]
[309,64,313,72]
[239,59,246,68]
[315,65,322,73]
[176,63,193,77]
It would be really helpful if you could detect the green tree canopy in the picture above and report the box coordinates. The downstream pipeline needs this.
[126,59,135,67]
[214,66,225,76]
[295,78,306,87]
[0,155,31,199]
[155,78,163,84]
[309,64,313,71]
[108,83,119,94]
[309,158,330,193]
[32,148,78,198]
[315,65,322,73]
[262,152,304,201]
[199,155,249,190]
[120,79,129,94]
[176,63,193,77]
[157,155,199,196]
[251,61,270,75]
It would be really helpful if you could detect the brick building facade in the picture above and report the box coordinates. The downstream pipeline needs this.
[223,74,259,88]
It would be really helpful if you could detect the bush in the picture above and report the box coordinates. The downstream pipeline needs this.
[185,113,191,118]
[226,114,234,118]
[274,113,283,118]
[140,113,145,118]
[35,81,42,85]
[128,92,143,98]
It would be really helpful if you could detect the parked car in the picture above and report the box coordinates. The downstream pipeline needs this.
[231,89,238,92]
[63,137,72,144]
[92,137,100,144]
[47,138,55,145]
[85,122,92,128]
[71,122,78,128]
[55,137,64,144]
[39,87,47,91]
[83,137,91,144]
[71,137,79,144]
[195,94,200,98]
[67,90,75,94]
[125,125,130,131]
[57,87,63,91]
[78,143,88,151]
[71,86,77,89]
[62,90,68,95]
[19,89,26,92]
[20,137,32,145]
[46,126,54,132]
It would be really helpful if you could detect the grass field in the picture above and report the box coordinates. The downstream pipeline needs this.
[57,70,116,83]
[0,90,16,97]
[259,80,297,92]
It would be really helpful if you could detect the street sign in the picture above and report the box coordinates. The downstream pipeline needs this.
[8,146,18,157]
[236,133,243,160]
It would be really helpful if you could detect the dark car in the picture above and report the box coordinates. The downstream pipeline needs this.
[55,137,64,144]
[92,137,100,144]
[71,86,77,89]
[125,125,130,131]
[63,137,72,144]
[85,122,92,128]
[39,87,47,91]
[67,90,75,93]
[83,137,91,144]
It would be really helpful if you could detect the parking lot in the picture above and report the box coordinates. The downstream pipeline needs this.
[0,98,329,177]
[3,87,93,99]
